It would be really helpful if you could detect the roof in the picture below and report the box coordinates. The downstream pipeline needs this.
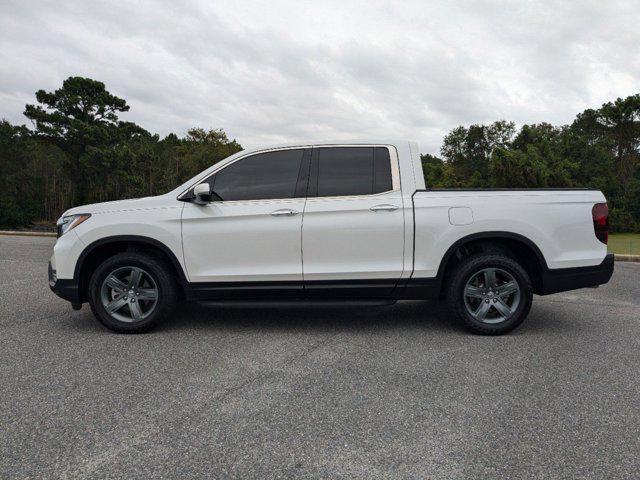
[238,139,413,153]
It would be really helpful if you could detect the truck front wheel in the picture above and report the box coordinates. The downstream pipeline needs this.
[446,254,533,335]
[88,252,178,333]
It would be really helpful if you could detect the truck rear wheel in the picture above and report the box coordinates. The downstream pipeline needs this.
[446,254,533,335]
[88,252,178,333]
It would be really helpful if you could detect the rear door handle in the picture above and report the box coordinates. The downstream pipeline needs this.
[370,204,399,212]
[270,209,299,216]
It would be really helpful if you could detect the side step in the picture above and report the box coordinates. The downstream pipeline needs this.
[197,299,397,308]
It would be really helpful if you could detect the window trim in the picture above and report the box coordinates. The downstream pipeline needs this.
[308,145,401,200]
[180,147,311,203]
[178,144,400,203]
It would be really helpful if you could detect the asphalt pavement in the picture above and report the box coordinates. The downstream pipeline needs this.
[1,235,639,479]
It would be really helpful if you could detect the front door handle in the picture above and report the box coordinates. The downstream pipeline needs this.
[370,204,399,212]
[270,209,299,216]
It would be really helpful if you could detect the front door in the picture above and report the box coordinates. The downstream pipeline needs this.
[302,146,405,296]
[181,148,310,295]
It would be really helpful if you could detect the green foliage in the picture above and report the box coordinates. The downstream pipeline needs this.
[431,97,640,232]
[489,147,549,188]
[0,121,67,227]
[1,76,639,232]
[23,77,149,205]
[441,121,516,187]
[1,77,242,228]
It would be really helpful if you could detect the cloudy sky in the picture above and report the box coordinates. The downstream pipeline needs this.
[1,0,639,154]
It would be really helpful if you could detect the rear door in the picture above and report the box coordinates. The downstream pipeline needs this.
[181,148,311,292]
[301,146,405,296]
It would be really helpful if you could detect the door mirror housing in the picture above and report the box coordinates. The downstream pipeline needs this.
[192,183,222,204]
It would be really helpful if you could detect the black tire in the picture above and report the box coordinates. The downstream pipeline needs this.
[88,252,178,333]
[446,254,533,335]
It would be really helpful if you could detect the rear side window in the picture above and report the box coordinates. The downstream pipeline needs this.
[373,147,393,193]
[208,149,304,201]
[315,147,393,197]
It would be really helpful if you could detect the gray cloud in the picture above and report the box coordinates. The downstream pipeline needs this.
[1,0,638,154]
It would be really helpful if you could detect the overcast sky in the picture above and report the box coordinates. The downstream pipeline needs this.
[1,0,639,154]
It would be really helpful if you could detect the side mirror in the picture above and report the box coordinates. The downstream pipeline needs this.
[193,183,222,204]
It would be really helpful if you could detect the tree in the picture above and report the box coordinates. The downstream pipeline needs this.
[2,76,638,232]
[24,76,146,204]
[178,128,243,179]
[1,77,245,228]
[426,98,640,231]
[570,95,640,231]
[441,120,515,187]
[592,95,640,194]
[512,123,577,187]
[0,120,68,227]
[489,147,549,188]
[0,121,31,226]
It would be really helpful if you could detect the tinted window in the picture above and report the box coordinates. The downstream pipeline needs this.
[209,149,304,201]
[316,147,393,197]
[373,147,392,193]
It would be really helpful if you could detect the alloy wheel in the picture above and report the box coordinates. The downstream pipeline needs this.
[463,267,521,324]
[100,266,158,323]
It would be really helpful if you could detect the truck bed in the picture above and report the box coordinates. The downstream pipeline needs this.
[411,188,607,279]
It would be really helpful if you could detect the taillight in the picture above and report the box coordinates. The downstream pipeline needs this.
[592,203,609,244]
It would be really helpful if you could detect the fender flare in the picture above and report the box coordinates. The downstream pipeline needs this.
[73,235,188,284]
[433,231,549,279]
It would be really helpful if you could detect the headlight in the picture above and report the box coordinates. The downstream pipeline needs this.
[56,214,91,238]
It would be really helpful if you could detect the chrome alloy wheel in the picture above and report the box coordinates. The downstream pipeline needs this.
[100,266,158,323]
[463,267,521,324]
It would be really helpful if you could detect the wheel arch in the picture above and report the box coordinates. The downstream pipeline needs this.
[74,235,188,302]
[436,231,548,295]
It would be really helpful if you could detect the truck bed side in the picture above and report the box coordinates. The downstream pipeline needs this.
[411,189,607,279]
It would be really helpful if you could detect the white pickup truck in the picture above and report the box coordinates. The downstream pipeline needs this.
[49,140,614,334]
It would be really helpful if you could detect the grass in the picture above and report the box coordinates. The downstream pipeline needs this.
[608,233,640,256]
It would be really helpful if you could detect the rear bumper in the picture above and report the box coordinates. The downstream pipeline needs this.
[540,253,614,295]
[48,262,81,304]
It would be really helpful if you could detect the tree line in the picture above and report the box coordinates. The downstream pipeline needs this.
[422,98,640,232]
[1,76,639,231]
[0,77,242,229]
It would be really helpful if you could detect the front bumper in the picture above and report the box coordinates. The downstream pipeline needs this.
[48,262,81,304]
[540,253,615,295]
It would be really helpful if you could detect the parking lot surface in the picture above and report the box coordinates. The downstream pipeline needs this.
[1,235,639,479]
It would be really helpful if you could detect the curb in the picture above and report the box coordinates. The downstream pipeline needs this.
[615,254,640,263]
[0,230,56,237]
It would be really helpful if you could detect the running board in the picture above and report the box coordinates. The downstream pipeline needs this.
[197,299,397,308]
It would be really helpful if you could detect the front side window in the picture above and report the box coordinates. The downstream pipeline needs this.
[208,149,304,201]
[316,147,393,197]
